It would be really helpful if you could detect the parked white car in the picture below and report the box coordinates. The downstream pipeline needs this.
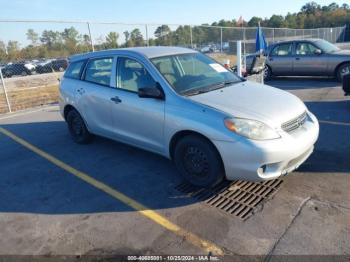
[59,47,319,187]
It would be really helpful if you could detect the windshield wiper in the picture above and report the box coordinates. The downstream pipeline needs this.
[205,80,240,91]
[181,80,240,96]
[181,89,210,96]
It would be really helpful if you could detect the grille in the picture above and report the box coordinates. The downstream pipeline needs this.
[281,111,307,133]
[175,179,283,220]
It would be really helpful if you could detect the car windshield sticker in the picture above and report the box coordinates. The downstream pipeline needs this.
[209,63,228,73]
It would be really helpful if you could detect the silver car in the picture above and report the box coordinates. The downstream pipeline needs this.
[59,47,319,187]
[247,39,350,81]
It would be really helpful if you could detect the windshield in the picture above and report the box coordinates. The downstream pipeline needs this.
[315,39,340,53]
[151,53,242,96]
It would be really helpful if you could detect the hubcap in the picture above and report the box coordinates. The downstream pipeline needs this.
[183,146,209,178]
[340,66,350,79]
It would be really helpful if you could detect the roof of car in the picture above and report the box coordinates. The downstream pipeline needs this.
[69,46,197,62]
[272,38,323,45]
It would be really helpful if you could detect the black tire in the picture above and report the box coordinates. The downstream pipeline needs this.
[336,63,350,82]
[264,65,272,81]
[66,109,93,144]
[174,135,225,188]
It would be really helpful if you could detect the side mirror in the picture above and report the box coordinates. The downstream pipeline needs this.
[138,83,165,100]
[314,49,322,55]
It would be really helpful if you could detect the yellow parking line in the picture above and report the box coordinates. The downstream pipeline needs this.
[0,127,224,256]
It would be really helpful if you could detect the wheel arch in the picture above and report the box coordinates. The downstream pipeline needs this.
[169,130,225,168]
[63,104,77,121]
[334,61,350,77]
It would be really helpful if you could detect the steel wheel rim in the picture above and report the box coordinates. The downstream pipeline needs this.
[183,146,210,179]
[340,66,350,79]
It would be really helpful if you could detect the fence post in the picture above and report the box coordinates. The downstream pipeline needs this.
[220,27,223,53]
[236,41,242,77]
[145,24,149,46]
[243,28,246,56]
[87,22,95,52]
[343,25,346,42]
[190,26,193,48]
[0,69,11,113]
[272,28,275,42]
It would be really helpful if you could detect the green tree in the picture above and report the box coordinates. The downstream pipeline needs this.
[105,32,119,48]
[129,29,144,47]
[40,30,62,48]
[267,15,285,27]
[154,25,172,45]
[0,40,7,62]
[285,13,298,28]
[62,27,79,45]
[26,29,39,46]
[248,17,263,27]
[301,2,321,14]
[7,41,20,61]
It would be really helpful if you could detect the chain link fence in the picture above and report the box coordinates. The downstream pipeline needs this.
[0,20,348,114]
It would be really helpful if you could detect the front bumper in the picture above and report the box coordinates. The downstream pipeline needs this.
[213,111,319,181]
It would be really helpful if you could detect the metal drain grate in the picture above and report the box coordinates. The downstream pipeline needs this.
[175,179,283,220]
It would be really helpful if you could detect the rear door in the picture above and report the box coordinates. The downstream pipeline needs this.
[75,57,117,137]
[267,42,294,75]
[293,41,328,76]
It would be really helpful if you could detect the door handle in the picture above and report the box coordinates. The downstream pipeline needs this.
[295,57,301,60]
[111,96,122,104]
[269,57,273,61]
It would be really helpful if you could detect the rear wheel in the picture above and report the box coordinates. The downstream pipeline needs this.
[337,63,350,82]
[174,135,225,188]
[66,109,93,144]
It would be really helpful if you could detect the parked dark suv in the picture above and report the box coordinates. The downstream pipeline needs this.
[1,63,33,77]
[36,59,68,74]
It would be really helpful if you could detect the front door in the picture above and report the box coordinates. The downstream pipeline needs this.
[293,42,327,76]
[110,56,165,154]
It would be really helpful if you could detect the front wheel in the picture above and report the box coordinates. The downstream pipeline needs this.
[174,135,225,188]
[264,65,272,81]
[337,63,350,82]
[66,109,93,144]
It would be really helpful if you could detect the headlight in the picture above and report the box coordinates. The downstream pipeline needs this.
[224,117,280,140]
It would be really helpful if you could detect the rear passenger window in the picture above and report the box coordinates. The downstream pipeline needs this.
[271,43,293,56]
[64,60,85,79]
[84,58,113,86]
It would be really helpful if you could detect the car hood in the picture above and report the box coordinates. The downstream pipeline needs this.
[188,81,307,128]
[333,49,350,56]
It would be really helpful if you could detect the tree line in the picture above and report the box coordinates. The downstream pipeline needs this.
[0,1,349,63]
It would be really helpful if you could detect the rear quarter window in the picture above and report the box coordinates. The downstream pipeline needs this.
[64,60,85,79]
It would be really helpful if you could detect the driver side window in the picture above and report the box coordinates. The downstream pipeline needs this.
[116,57,156,92]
